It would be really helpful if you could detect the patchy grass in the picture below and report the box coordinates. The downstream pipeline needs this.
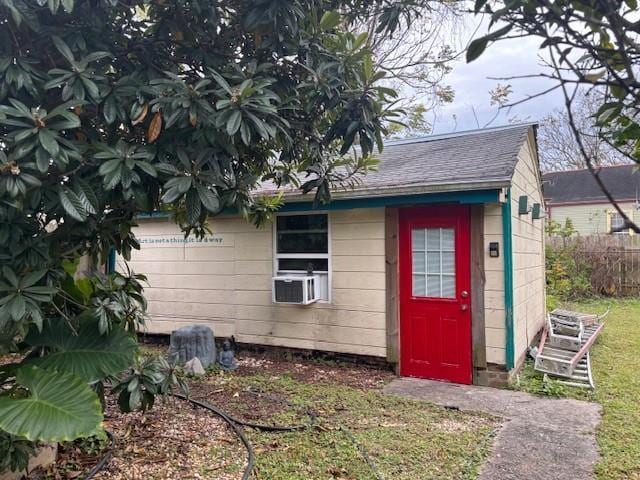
[190,360,498,480]
[513,298,640,480]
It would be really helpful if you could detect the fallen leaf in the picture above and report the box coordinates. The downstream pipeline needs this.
[132,103,148,125]
[148,111,162,143]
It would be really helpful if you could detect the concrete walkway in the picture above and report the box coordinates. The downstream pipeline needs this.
[384,378,601,480]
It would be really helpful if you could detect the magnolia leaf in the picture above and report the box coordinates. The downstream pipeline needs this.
[0,365,103,442]
[59,188,87,221]
[185,188,201,224]
[25,316,138,383]
[147,111,162,143]
[38,129,59,157]
[320,10,341,30]
[131,103,148,125]
[226,110,242,136]
[196,183,220,213]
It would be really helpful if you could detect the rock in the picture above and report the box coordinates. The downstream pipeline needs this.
[0,444,57,480]
[169,325,216,367]
[184,357,206,376]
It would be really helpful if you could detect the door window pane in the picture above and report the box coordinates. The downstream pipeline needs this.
[411,227,456,298]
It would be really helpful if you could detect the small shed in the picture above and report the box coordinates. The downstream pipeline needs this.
[123,124,546,385]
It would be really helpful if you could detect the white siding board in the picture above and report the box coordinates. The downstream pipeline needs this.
[510,132,546,361]
[123,208,387,357]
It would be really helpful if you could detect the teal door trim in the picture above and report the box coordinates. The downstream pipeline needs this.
[502,188,515,370]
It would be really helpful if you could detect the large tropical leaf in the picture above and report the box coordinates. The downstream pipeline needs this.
[25,316,137,383]
[0,365,103,442]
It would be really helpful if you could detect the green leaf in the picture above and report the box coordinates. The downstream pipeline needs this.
[59,188,87,221]
[51,37,76,65]
[226,110,242,136]
[35,148,50,173]
[38,129,59,157]
[25,317,138,383]
[0,365,103,442]
[185,188,201,224]
[474,0,489,13]
[320,10,341,30]
[196,184,220,213]
[466,37,488,63]
[73,178,99,215]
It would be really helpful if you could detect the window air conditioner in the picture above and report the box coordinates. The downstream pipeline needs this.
[272,275,319,305]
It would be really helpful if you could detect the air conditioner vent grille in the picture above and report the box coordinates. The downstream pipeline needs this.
[272,275,319,305]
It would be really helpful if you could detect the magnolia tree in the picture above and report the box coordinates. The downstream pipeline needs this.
[0,0,427,469]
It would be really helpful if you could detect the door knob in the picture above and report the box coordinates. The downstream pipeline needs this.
[461,304,468,311]
[460,290,469,298]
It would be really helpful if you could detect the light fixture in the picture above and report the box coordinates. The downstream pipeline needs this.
[518,195,532,215]
[532,203,546,219]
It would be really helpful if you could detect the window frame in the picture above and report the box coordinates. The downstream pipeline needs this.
[607,210,634,236]
[273,211,332,303]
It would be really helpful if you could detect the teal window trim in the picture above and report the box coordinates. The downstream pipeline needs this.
[502,188,515,370]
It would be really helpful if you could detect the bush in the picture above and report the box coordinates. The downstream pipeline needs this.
[546,219,640,298]
[545,220,592,299]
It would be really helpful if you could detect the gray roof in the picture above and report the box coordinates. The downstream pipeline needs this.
[543,165,640,204]
[257,123,535,199]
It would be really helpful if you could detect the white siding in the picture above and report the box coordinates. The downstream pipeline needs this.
[510,132,546,364]
[121,208,387,357]
[483,204,506,365]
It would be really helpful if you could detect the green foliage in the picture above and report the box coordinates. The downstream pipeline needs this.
[0,431,35,474]
[512,362,583,398]
[112,354,188,413]
[0,365,103,442]
[0,0,425,468]
[24,316,138,383]
[545,219,592,299]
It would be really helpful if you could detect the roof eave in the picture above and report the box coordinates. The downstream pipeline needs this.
[260,179,510,203]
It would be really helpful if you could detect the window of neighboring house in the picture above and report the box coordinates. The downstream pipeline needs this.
[609,211,632,235]
[274,213,330,301]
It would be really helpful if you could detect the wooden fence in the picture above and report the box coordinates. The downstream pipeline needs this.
[547,235,640,296]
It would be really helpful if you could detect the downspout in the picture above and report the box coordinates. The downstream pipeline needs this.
[107,246,116,274]
[502,188,515,370]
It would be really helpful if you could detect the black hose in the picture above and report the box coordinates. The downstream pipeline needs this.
[83,430,115,480]
[340,426,385,480]
[80,393,384,480]
[172,393,256,480]
[171,393,314,479]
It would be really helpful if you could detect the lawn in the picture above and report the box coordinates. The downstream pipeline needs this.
[64,351,499,479]
[514,298,640,480]
[186,358,499,480]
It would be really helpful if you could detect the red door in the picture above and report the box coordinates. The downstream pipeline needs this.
[399,206,472,384]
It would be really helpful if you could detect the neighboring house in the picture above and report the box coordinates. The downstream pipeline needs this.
[120,124,546,386]
[543,165,640,235]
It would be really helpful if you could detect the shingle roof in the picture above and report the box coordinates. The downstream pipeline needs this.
[543,165,640,204]
[257,123,535,198]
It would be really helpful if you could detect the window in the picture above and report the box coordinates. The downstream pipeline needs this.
[609,211,631,235]
[274,213,330,301]
[411,227,456,298]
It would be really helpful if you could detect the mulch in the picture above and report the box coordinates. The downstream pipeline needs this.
[21,350,394,479]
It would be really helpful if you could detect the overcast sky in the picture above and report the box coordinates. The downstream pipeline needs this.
[427,15,565,134]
